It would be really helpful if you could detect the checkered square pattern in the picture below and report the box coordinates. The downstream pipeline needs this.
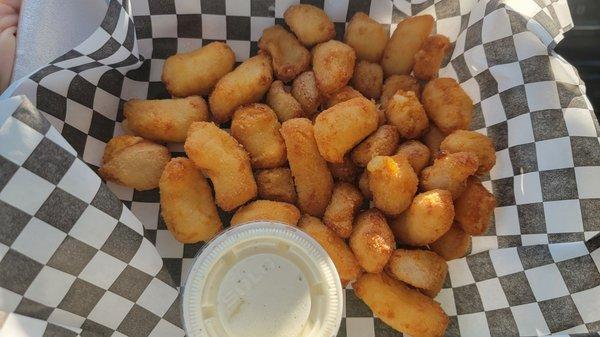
[2,0,599,336]
[0,96,182,336]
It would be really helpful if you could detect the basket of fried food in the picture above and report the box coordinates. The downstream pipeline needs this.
[98,5,497,336]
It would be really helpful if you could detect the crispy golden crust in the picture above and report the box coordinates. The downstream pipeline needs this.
[99,139,171,191]
[255,168,297,204]
[385,90,429,139]
[419,151,479,199]
[367,156,418,216]
[386,249,448,298]
[391,189,454,246]
[162,41,235,97]
[314,97,379,163]
[231,103,287,169]
[324,86,363,109]
[209,54,273,124]
[381,15,434,77]
[298,215,362,286]
[280,118,333,217]
[392,140,431,174]
[230,200,301,226]
[352,61,383,99]
[422,77,473,134]
[323,182,364,238]
[312,40,356,97]
[430,223,471,260]
[259,25,311,82]
[354,273,449,337]
[358,170,371,199]
[454,177,495,235]
[413,34,451,81]
[344,12,389,62]
[440,130,496,174]
[283,4,335,46]
[421,125,447,159]
[102,135,144,164]
[380,75,421,109]
[184,122,257,211]
[266,80,305,122]
[291,70,321,115]
[159,158,222,243]
[328,154,361,183]
[351,125,400,167]
[350,209,396,273]
[124,96,209,142]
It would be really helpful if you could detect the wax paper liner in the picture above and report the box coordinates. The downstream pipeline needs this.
[1,0,599,336]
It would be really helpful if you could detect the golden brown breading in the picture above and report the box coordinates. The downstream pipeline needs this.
[209,54,273,124]
[298,215,361,286]
[380,75,421,109]
[421,125,447,159]
[354,272,449,337]
[358,170,371,199]
[385,90,429,139]
[328,154,361,183]
[291,70,321,116]
[351,125,400,167]
[440,130,496,174]
[283,4,335,46]
[454,177,496,235]
[255,168,297,204]
[350,209,396,273]
[352,60,383,99]
[323,182,364,238]
[391,189,454,246]
[344,12,389,62]
[266,80,305,122]
[314,97,379,163]
[420,151,479,199]
[231,103,287,169]
[430,223,471,260]
[386,249,448,298]
[312,40,356,96]
[392,140,431,174]
[366,155,418,215]
[259,25,311,82]
[99,136,170,191]
[280,118,333,217]
[162,41,235,97]
[230,200,301,226]
[381,15,434,77]
[123,96,209,142]
[323,85,363,109]
[184,122,257,211]
[413,34,451,81]
[159,158,222,243]
[422,77,473,134]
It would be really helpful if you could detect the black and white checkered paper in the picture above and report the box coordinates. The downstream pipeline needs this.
[1,0,599,336]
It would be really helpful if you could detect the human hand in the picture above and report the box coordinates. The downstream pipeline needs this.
[0,0,20,92]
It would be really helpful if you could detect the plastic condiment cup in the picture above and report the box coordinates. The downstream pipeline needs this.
[182,221,343,337]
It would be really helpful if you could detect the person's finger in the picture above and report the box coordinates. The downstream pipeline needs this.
[0,0,21,12]
[0,3,18,16]
[0,13,17,31]
[0,25,17,92]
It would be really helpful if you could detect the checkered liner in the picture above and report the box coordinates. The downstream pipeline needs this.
[0,96,183,336]
[0,0,599,336]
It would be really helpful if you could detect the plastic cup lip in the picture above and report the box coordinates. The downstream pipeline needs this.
[181,221,344,337]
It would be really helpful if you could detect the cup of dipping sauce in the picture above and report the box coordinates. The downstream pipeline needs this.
[182,221,343,337]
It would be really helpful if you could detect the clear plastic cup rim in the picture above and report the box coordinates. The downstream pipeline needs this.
[181,221,343,337]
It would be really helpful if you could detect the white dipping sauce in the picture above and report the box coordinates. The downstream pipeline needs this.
[217,254,310,337]
[182,222,343,337]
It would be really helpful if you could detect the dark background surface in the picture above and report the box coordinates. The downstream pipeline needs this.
[555,0,600,116]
